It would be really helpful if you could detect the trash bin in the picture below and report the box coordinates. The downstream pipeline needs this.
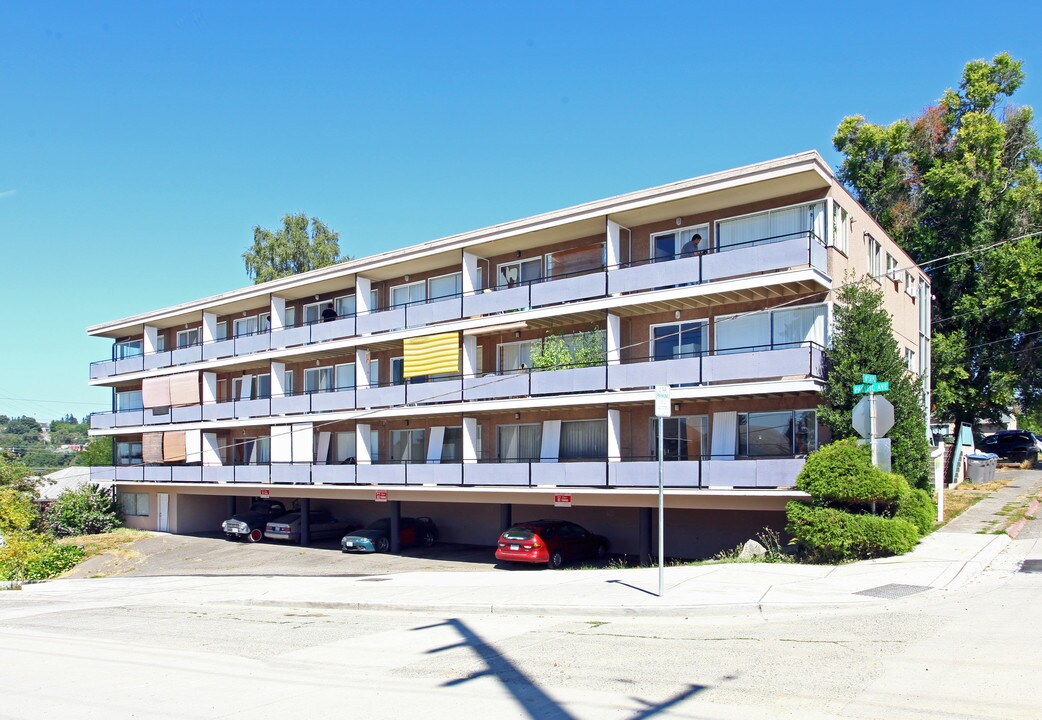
[965,453,996,484]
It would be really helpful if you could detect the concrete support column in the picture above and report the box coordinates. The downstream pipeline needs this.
[355,349,372,388]
[226,496,236,517]
[463,251,481,295]
[356,423,372,464]
[639,507,653,566]
[299,498,311,546]
[270,296,287,331]
[271,362,286,398]
[356,276,373,315]
[606,219,622,269]
[608,409,621,462]
[500,504,512,533]
[606,313,621,365]
[389,500,401,553]
[143,325,159,355]
[202,312,218,344]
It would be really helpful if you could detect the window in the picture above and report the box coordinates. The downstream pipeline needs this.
[498,258,542,288]
[832,204,850,254]
[498,339,540,373]
[391,280,426,308]
[441,425,483,462]
[284,370,295,396]
[216,322,228,341]
[304,367,334,394]
[391,357,427,385]
[651,224,709,261]
[116,441,142,465]
[335,362,355,390]
[256,374,271,399]
[428,272,462,301]
[155,334,166,352]
[334,430,377,463]
[867,234,882,281]
[497,424,541,462]
[545,243,605,278]
[114,339,142,360]
[886,252,899,281]
[737,410,817,457]
[121,492,149,516]
[651,416,708,460]
[259,312,270,332]
[335,295,355,317]
[116,390,143,412]
[176,328,200,348]
[772,306,827,349]
[717,201,825,250]
[285,306,297,328]
[715,304,828,354]
[560,419,607,460]
[906,348,916,373]
[651,321,707,360]
[715,312,771,354]
[255,436,271,464]
[233,316,258,337]
[302,302,324,325]
[390,428,425,463]
[905,271,917,297]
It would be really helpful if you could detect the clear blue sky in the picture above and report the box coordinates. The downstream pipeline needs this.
[1,0,1039,422]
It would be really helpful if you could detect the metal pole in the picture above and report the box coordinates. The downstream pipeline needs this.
[658,415,664,597]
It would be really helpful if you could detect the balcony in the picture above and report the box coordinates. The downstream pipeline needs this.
[91,455,806,488]
[87,343,825,431]
[90,232,828,379]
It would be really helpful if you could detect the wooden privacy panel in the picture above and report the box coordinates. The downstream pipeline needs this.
[163,431,186,463]
[142,376,171,408]
[142,433,163,463]
[169,372,200,407]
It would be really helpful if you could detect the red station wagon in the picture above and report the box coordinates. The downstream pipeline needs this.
[495,520,609,568]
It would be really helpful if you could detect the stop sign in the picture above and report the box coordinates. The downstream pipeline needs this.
[852,395,895,438]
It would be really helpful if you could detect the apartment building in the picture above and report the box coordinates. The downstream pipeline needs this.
[86,151,930,558]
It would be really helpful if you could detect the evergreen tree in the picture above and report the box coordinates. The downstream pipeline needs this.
[819,281,930,489]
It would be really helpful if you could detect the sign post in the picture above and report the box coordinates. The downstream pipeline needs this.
[852,374,895,471]
[654,384,671,597]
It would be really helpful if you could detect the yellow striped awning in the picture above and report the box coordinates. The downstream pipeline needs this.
[403,332,459,378]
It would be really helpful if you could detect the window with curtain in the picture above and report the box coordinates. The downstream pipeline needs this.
[216,322,228,341]
[497,424,541,462]
[255,436,271,464]
[121,492,149,516]
[650,416,707,460]
[428,273,462,301]
[559,419,607,460]
[335,363,355,390]
[233,316,258,337]
[498,340,539,372]
[652,225,709,261]
[116,441,143,465]
[867,235,882,280]
[738,410,817,457]
[255,374,271,399]
[335,295,356,317]
[652,322,707,360]
[390,429,425,463]
[303,302,323,325]
[717,201,825,250]
[771,306,827,348]
[304,367,333,394]
[176,328,200,348]
[546,243,605,278]
[832,204,850,254]
[391,281,426,308]
[715,312,771,354]
[284,370,295,396]
[336,431,356,463]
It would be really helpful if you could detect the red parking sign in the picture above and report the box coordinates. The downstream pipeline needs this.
[554,494,572,507]
[260,489,270,497]
[375,490,388,502]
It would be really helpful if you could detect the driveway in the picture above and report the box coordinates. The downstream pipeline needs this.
[64,533,500,578]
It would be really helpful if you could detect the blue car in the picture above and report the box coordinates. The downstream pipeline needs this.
[341,516,438,553]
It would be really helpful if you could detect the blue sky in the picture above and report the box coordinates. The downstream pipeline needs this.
[1,0,1040,422]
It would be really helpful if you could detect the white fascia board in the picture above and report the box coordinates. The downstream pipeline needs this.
[88,378,823,437]
[88,266,831,387]
[87,152,833,337]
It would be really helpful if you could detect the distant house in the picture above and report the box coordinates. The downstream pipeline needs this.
[36,466,112,512]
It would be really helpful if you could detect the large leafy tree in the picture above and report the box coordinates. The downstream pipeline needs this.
[819,281,930,489]
[833,53,1042,428]
[242,213,344,284]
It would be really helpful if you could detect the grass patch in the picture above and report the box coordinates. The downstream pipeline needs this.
[58,528,149,560]
[943,488,986,524]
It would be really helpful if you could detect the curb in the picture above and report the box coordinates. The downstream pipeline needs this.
[1007,497,1041,539]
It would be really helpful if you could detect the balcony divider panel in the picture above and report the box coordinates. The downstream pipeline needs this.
[312,464,355,485]
[270,325,310,349]
[406,379,462,405]
[357,307,405,335]
[531,366,606,395]
[462,285,530,316]
[530,273,604,307]
[532,461,608,487]
[462,463,529,486]
[311,316,356,343]
[463,373,527,401]
[271,394,313,415]
[356,384,405,409]
[357,464,407,484]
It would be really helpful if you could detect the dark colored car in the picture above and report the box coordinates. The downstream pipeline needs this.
[221,499,288,543]
[341,516,438,553]
[495,520,608,568]
[980,430,1039,466]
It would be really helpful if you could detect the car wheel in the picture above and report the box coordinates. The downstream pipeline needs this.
[247,528,263,543]
[549,551,564,569]
[421,530,435,548]
[376,536,391,553]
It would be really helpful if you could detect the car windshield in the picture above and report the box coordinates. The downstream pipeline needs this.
[502,527,536,541]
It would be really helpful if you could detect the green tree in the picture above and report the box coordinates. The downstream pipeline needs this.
[0,452,39,496]
[0,487,38,534]
[242,213,344,284]
[833,53,1042,429]
[75,437,113,467]
[819,280,931,489]
[529,330,605,370]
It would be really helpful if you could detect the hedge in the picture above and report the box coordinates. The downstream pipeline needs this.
[785,502,920,563]
[795,438,908,506]
[895,487,936,536]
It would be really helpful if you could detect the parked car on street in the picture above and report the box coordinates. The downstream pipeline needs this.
[495,520,608,568]
[264,509,355,543]
[341,516,438,553]
[221,499,288,543]
[979,430,1039,466]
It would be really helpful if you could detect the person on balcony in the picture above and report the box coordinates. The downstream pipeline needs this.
[321,302,337,322]
[680,233,705,258]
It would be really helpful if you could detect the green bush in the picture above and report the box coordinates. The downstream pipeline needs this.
[795,438,907,506]
[785,502,919,562]
[0,486,39,534]
[0,532,84,581]
[43,483,122,539]
[895,487,936,536]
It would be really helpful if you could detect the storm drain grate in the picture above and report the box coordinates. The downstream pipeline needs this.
[855,583,931,599]
[1019,559,1042,573]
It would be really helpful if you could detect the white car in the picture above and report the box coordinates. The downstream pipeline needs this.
[264,509,355,542]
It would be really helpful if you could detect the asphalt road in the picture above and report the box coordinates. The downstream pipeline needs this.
[4,538,1041,719]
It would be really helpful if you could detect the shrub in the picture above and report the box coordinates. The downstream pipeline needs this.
[785,502,919,562]
[43,483,122,539]
[795,438,907,506]
[0,531,84,581]
[895,487,936,536]
[0,487,39,534]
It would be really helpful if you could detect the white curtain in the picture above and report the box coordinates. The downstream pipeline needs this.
[715,312,770,354]
[559,420,607,460]
[772,306,827,347]
[498,424,542,462]
[711,411,737,460]
[717,213,770,249]
[428,273,462,300]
